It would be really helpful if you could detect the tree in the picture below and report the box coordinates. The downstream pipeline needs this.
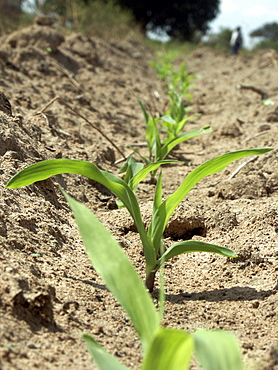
[0,0,23,15]
[250,22,278,42]
[116,0,220,41]
[37,0,220,41]
[0,0,25,32]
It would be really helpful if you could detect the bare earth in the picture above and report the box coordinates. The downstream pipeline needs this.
[0,22,277,369]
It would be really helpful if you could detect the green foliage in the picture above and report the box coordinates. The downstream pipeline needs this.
[193,329,243,370]
[204,27,233,52]
[149,51,177,81]
[83,334,130,370]
[75,0,137,40]
[252,39,278,52]
[0,2,34,35]
[33,0,220,41]
[7,148,272,292]
[249,22,278,51]
[150,52,195,99]
[161,91,197,139]
[146,39,197,57]
[250,22,278,42]
[116,0,220,41]
[37,0,67,15]
[38,0,137,40]
[63,190,159,353]
[142,328,193,369]
[149,51,197,143]
[167,62,195,99]
[133,97,209,174]
[118,156,144,191]
[62,192,242,369]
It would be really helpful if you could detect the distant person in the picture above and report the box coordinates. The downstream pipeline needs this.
[230,27,243,55]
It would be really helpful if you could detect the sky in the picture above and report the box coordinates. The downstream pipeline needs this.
[210,0,278,48]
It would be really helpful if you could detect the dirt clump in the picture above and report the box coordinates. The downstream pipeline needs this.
[6,24,64,52]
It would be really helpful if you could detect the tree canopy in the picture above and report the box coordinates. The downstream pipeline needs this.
[39,0,220,41]
[116,0,220,41]
[250,22,278,42]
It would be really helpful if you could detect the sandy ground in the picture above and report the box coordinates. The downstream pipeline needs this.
[0,20,277,369]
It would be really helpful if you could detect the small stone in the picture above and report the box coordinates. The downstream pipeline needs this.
[35,15,55,27]
[27,344,37,349]
[242,342,254,350]
[251,301,260,308]
[258,124,270,132]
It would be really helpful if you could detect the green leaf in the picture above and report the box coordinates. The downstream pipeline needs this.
[175,114,198,136]
[165,148,272,219]
[136,95,149,126]
[193,329,243,370]
[150,148,273,251]
[147,171,163,241]
[157,241,236,267]
[64,191,160,352]
[153,171,163,216]
[6,159,156,269]
[161,115,176,125]
[142,328,193,370]
[82,334,130,370]
[135,96,160,157]
[118,156,144,187]
[129,160,178,190]
[127,145,151,167]
[151,118,162,160]
[159,126,211,160]
[122,157,144,191]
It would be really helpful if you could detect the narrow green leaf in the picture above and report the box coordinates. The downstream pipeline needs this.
[150,148,273,250]
[157,241,236,267]
[64,192,160,352]
[118,157,143,189]
[6,159,156,268]
[136,96,149,126]
[175,114,198,135]
[82,334,129,370]
[148,171,163,241]
[118,156,143,177]
[130,160,178,189]
[127,145,151,167]
[153,171,163,216]
[159,126,211,160]
[193,330,243,370]
[161,115,176,124]
[164,148,273,220]
[153,119,162,161]
[158,241,165,321]
[118,157,130,174]
[135,96,160,157]
[142,328,193,370]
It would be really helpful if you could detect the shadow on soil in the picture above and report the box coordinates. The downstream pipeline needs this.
[166,286,274,303]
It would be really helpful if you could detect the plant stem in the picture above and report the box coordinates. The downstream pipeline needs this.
[146,270,156,292]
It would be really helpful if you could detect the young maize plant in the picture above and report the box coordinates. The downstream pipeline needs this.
[7,147,272,292]
[61,191,243,370]
[161,91,197,140]
[6,147,272,369]
[130,97,210,182]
